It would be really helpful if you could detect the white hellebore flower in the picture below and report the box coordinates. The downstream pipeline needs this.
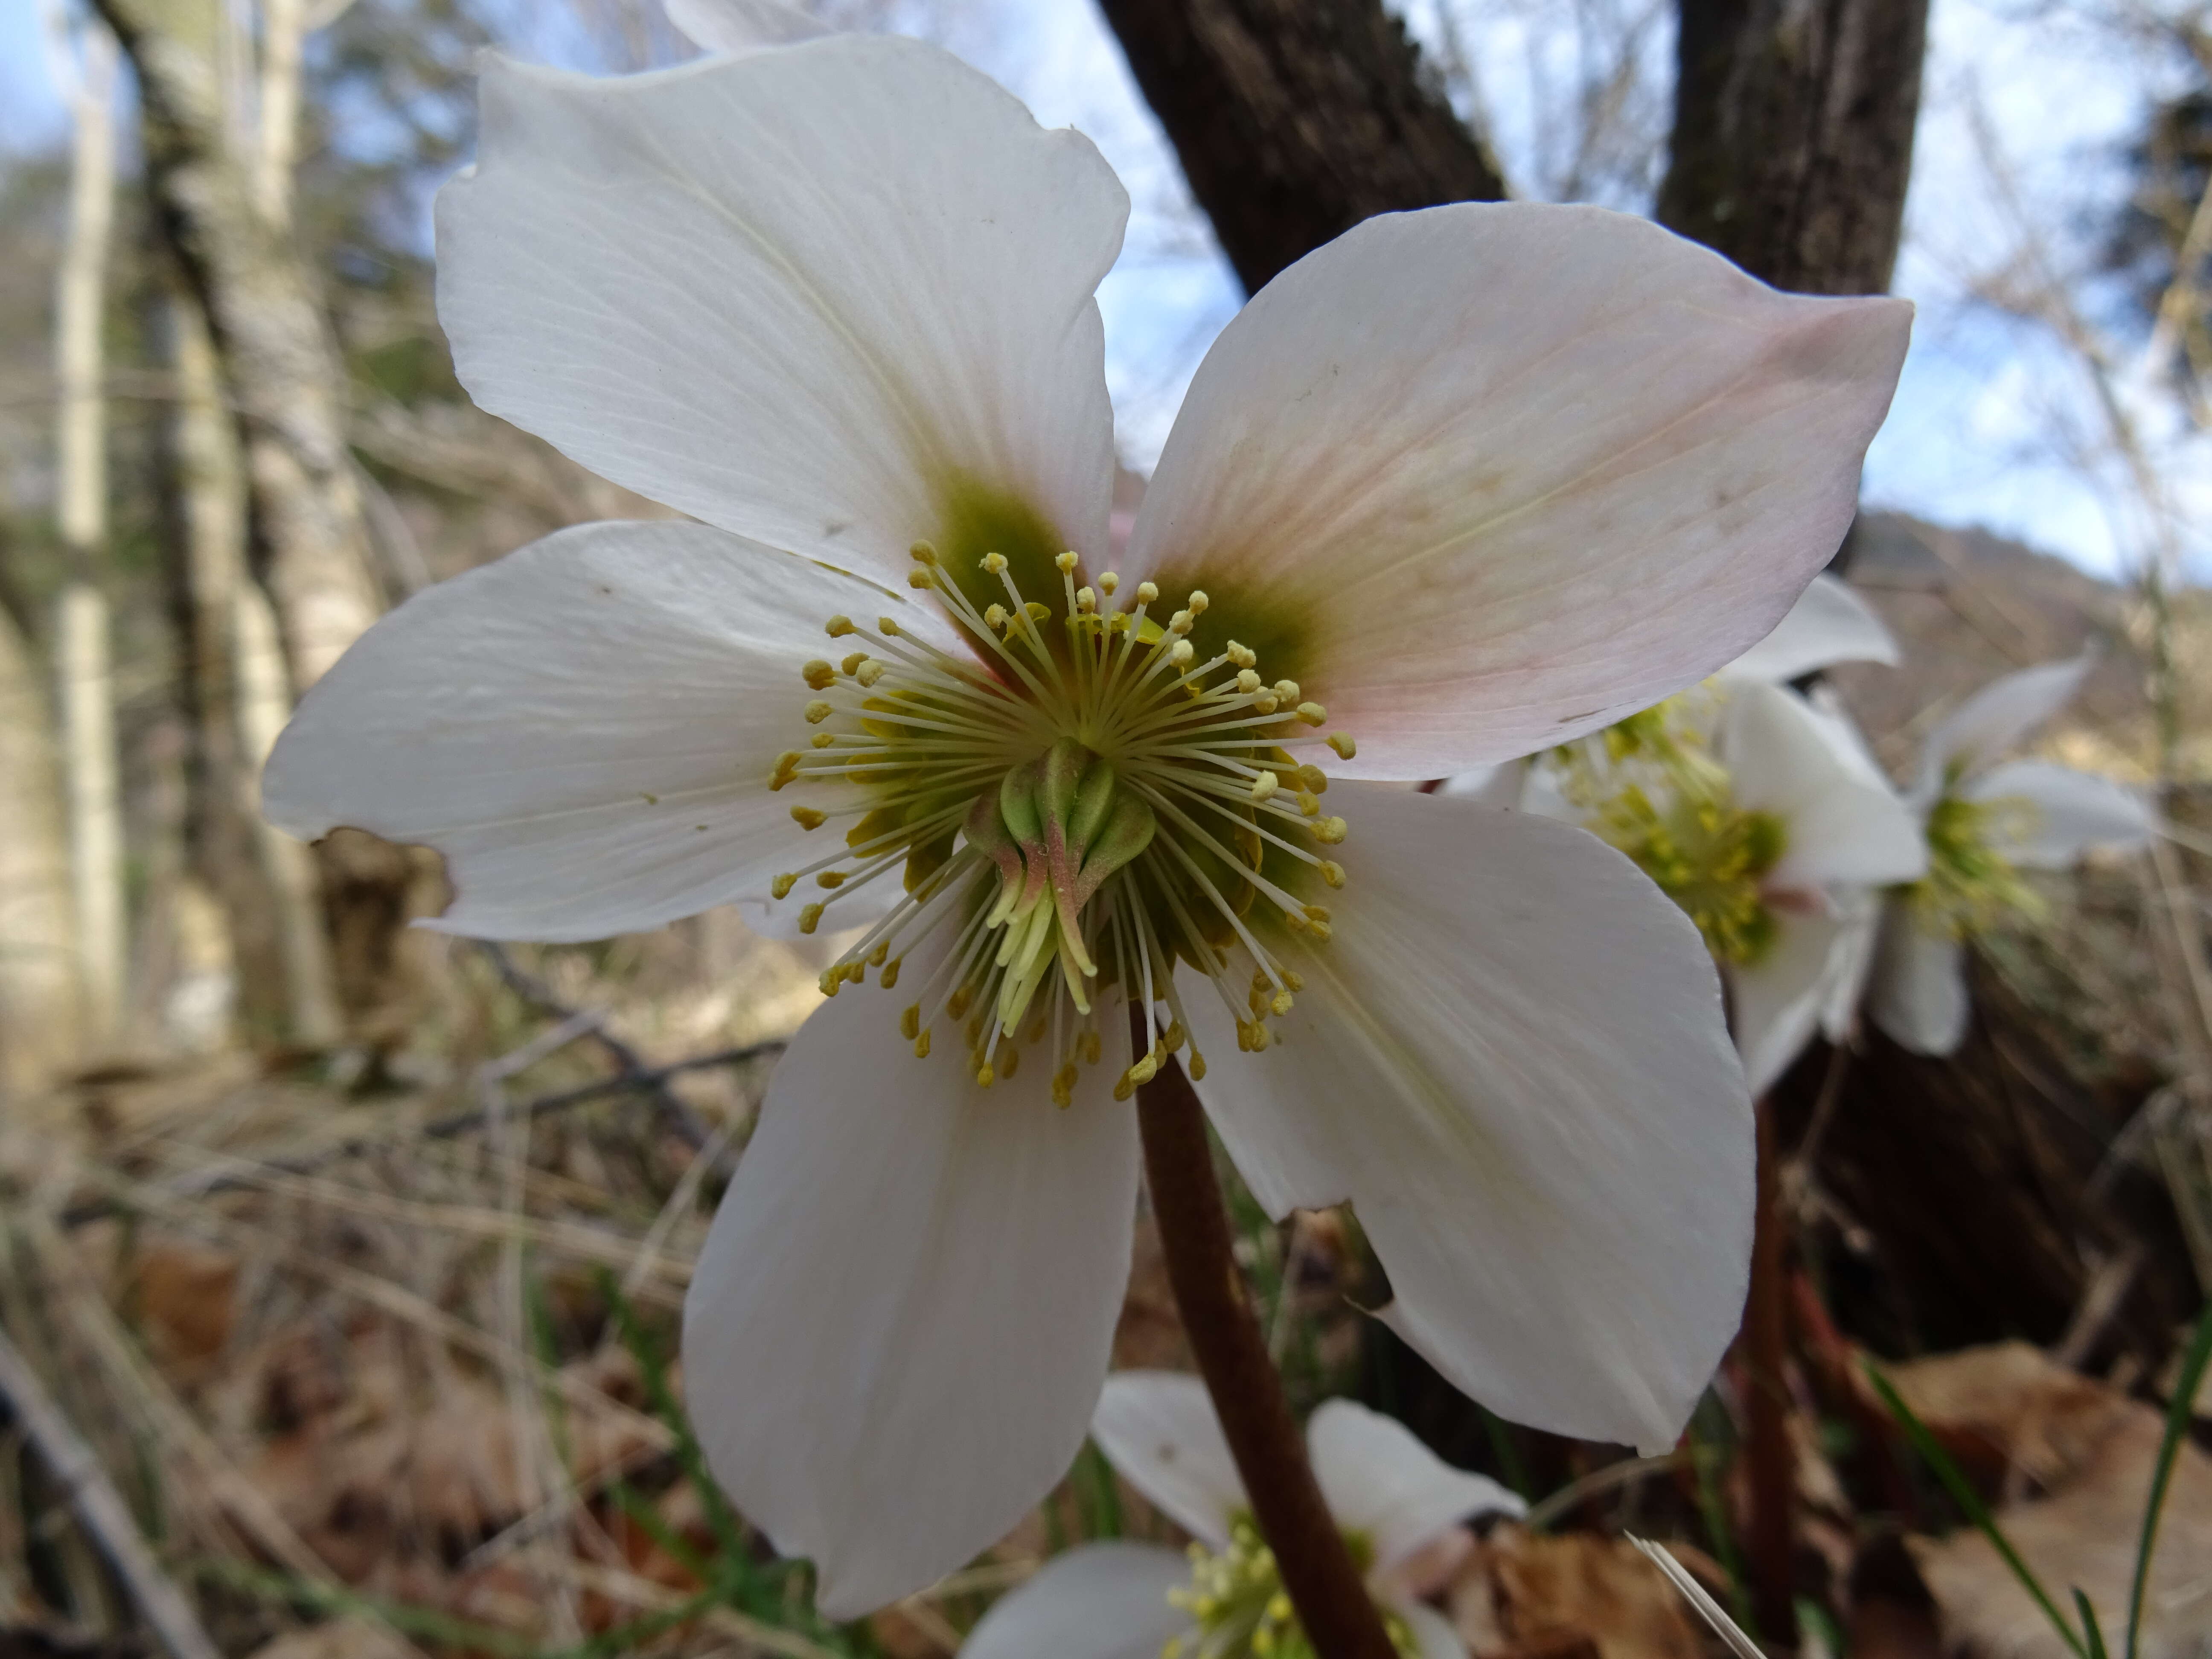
[1868,657,2152,1056]
[260,15,1910,1615]
[961,1372,1521,1659]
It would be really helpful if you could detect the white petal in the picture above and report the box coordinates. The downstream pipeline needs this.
[958,1544,1194,1659]
[1918,657,2093,793]
[1720,681,1925,890]
[1387,1596,1470,1659]
[1867,903,1970,1056]
[1123,203,1910,778]
[1967,760,2153,868]
[1089,1371,1243,1548]
[665,0,832,55]
[1817,891,1883,1042]
[1185,788,1753,1454]
[1729,908,1845,1097]
[1721,573,1899,683]
[263,520,922,942]
[682,987,1141,1617]
[1437,760,1529,810]
[1304,1399,1523,1570]
[437,39,1125,589]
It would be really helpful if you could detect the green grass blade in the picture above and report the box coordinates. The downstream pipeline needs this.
[2127,1302,2212,1659]
[2075,1589,2109,1659]
[1866,1364,2089,1659]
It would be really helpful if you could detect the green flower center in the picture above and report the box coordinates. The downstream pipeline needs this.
[1593,783,1789,966]
[1902,783,2043,939]
[766,543,1358,1099]
[1162,1515,1419,1659]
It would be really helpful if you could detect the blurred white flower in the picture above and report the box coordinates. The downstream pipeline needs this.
[260,14,1911,1613]
[1717,571,1900,685]
[960,1372,1520,1659]
[1869,657,2152,1055]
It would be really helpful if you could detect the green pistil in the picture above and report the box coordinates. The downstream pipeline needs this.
[1161,1516,1418,1659]
[1595,783,1788,966]
[1902,788,2043,939]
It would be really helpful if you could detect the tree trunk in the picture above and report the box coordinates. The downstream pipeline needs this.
[52,14,127,1048]
[0,605,83,1094]
[1094,0,1507,294]
[160,282,342,1047]
[92,0,383,693]
[251,0,305,227]
[1656,0,1930,295]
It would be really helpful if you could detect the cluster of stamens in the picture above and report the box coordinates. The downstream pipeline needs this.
[1906,771,2043,939]
[765,541,1358,1101]
[1161,1515,1416,1659]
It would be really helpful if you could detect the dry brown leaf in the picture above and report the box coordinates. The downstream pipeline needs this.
[1450,1525,1708,1659]
[1869,1343,2138,1492]
[128,1242,239,1371]
[1909,1409,2212,1659]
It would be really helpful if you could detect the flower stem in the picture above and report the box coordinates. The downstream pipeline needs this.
[1133,1045,1398,1659]
[1744,1092,1799,1646]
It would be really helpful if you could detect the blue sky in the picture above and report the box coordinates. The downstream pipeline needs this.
[4,0,2201,579]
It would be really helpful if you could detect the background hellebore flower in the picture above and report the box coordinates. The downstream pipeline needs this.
[261,20,1910,1616]
[960,1372,1521,1659]
[1869,657,2153,1055]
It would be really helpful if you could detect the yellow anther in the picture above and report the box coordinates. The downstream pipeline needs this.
[1082,1030,1102,1065]
[1304,904,1331,923]
[1129,1054,1158,1086]
[802,659,835,690]
[981,552,1009,575]
[855,659,887,687]
[815,870,844,889]
[1250,771,1280,803]
[984,602,1009,630]
[1052,1064,1078,1108]
[840,651,868,675]
[1189,1050,1207,1081]
[811,732,835,748]
[826,615,856,637]
[1314,817,1348,844]
[878,616,900,635]
[1253,693,1279,715]
[1296,702,1327,726]
[914,1028,932,1058]
[1099,572,1119,595]
[910,540,938,565]
[1076,587,1097,612]
[1187,590,1209,614]
[1025,600,1050,623]
[1273,680,1300,702]
[1283,908,1307,932]
[880,956,902,990]
[1248,1022,1271,1053]
[819,968,843,997]
[948,986,973,1020]
[998,1043,1020,1079]
[1112,1074,1135,1102]
[771,873,797,899]
[1164,1021,1187,1052]
[1226,641,1256,669]
[907,568,935,588]
[1278,971,1303,993]
[1055,550,1079,573]
[1271,990,1294,1016]
[1169,640,1195,667]
[1327,733,1357,760]
[1169,609,1194,634]
[1136,581,1160,604]
[1236,669,1263,694]
[1295,764,1329,794]
[1319,860,1345,889]
[870,940,889,966]
[769,751,803,790]
[804,700,834,725]
[1296,791,1321,817]
[798,902,824,934]
[1305,917,1333,942]
[790,805,828,830]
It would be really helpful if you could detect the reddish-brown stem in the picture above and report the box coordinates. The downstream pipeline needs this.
[1134,1047,1398,1659]
[1745,1093,1799,1645]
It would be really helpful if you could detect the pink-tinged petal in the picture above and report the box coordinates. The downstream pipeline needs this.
[1729,908,1846,1097]
[1722,573,1899,684]
[1968,760,2152,868]
[664,0,831,54]
[1438,760,1532,810]
[438,38,1124,589]
[1720,681,1925,891]
[263,520,933,943]
[959,1544,1195,1659]
[1867,903,1970,1056]
[1917,657,2093,795]
[1304,1399,1523,1571]
[681,986,1140,1617]
[1184,788,1753,1454]
[1123,203,1910,778]
[1089,1371,1243,1548]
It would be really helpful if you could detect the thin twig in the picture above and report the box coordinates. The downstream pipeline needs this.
[1133,1039,1396,1659]
[1522,1452,1686,1534]
[0,1325,222,1659]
